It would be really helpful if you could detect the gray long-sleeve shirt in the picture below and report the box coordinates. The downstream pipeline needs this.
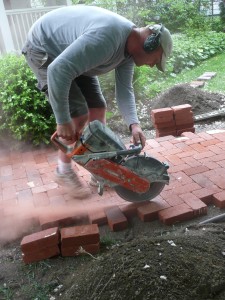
[27,5,139,126]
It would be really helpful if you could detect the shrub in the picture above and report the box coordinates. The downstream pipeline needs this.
[0,54,55,146]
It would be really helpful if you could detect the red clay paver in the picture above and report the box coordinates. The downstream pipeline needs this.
[1,128,225,242]
[21,227,60,252]
[60,224,100,247]
[104,205,128,231]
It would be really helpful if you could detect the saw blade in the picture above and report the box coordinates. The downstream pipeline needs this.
[114,181,166,202]
[114,155,169,202]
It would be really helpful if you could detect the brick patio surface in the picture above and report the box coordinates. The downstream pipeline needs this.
[1,129,225,235]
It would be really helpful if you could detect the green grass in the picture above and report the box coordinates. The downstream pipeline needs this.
[156,52,225,95]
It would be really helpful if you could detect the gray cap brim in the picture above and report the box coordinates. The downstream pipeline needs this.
[156,26,173,72]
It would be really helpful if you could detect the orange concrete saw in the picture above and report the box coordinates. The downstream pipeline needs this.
[51,120,169,202]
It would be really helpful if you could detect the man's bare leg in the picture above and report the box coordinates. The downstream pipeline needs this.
[55,113,90,199]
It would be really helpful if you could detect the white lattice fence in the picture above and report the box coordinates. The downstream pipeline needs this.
[5,6,61,53]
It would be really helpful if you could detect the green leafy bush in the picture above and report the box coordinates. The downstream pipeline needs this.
[0,54,55,145]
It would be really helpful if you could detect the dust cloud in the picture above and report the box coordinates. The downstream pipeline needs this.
[0,200,96,246]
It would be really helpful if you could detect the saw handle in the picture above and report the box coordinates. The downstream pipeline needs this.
[51,131,77,157]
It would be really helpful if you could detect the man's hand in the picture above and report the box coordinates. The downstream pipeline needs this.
[130,123,146,148]
[57,122,80,142]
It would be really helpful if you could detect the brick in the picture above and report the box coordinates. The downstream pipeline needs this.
[104,206,128,231]
[137,197,170,222]
[191,173,221,192]
[181,132,198,138]
[192,188,214,204]
[61,243,100,257]
[212,191,225,209]
[151,108,174,123]
[189,81,205,88]
[181,156,202,168]
[146,139,160,148]
[119,202,143,219]
[203,72,217,77]
[155,135,175,142]
[161,192,184,207]
[159,203,194,225]
[156,130,177,138]
[174,115,194,125]
[198,132,215,141]
[176,122,194,130]
[22,245,60,264]
[177,128,195,136]
[21,227,60,253]
[61,224,99,247]
[197,75,212,81]
[88,208,107,225]
[173,182,202,195]
[179,193,207,216]
[33,192,50,207]
[39,211,84,229]
[183,166,209,176]
[189,143,207,153]
[208,144,225,155]
[201,139,221,147]
[165,154,184,166]
[172,104,192,112]
[154,121,176,130]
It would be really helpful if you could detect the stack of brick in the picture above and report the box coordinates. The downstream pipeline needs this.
[151,104,195,137]
[60,224,100,257]
[172,104,195,136]
[20,224,101,264]
[151,107,176,138]
[20,227,60,264]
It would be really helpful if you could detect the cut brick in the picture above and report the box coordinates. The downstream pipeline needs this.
[60,224,100,247]
[137,197,170,222]
[61,243,100,257]
[21,227,60,253]
[159,203,194,225]
[22,245,60,264]
[212,191,225,209]
[179,193,207,216]
[104,206,128,231]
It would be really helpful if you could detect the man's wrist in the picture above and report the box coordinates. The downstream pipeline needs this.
[129,123,139,132]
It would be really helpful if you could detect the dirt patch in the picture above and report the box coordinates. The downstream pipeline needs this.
[150,83,225,114]
[1,84,225,300]
[65,224,225,300]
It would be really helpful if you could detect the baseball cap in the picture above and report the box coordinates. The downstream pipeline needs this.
[148,24,173,72]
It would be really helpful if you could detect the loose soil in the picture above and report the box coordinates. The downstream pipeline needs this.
[1,84,225,300]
